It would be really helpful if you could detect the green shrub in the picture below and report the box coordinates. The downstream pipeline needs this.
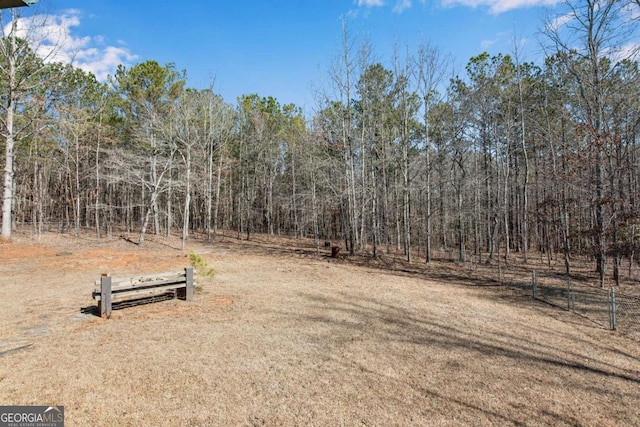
[189,250,215,279]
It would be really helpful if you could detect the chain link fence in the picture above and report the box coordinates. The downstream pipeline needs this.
[614,292,640,334]
[413,253,639,336]
[527,271,640,334]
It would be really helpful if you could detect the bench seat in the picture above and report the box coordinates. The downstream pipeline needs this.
[92,267,194,318]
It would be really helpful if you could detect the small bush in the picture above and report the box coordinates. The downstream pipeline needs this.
[189,250,215,279]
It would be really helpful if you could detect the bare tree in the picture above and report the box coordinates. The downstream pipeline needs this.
[110,61,185,244]
[544,0,639,286]
[0,8,58,241]
[511,33,531,262]
[414,42,451,263]
[204,92,233,242]
[331,20,359,254]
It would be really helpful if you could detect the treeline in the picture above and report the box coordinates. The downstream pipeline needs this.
[1,1,639,286]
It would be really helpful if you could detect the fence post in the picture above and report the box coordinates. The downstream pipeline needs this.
[532,270,537,299]
[567,276,573,311]
[185,267,194,301]
[610,288,617,330]
[100,273,112,319]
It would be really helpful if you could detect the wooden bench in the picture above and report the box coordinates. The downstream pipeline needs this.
[92,267,194,318]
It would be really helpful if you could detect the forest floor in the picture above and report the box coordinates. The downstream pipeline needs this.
[0,230,639,426]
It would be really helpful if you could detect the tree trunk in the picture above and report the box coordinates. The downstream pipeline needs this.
[213,144,223,239]
[182,144,191,250]
[1,34,16,243]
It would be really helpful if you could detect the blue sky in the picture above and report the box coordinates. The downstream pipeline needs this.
[16,0,565,113]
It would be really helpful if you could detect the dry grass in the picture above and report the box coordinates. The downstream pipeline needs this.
[0,231,639,426]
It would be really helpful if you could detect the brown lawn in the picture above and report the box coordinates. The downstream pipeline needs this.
[0,231,639,426]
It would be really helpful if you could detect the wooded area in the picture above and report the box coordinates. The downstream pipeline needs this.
[1,1,639,286]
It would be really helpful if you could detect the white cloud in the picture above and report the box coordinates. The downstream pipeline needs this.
[393,0,413,13]
[6,10,137,81]
[545,11,574,32]
[622,2,640,22]
[77,46,137,81]
[481,38,497,49]
[441,0,562,14]
[603,42,640,64]
[355,0,557,14]
[357,0,385,6]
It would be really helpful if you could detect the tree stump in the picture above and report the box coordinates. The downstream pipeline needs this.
[331,246,340,258]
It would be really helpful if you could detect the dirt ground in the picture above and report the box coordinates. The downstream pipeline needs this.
[1,231,639,426]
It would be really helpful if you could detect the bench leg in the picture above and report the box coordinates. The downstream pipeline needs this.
[100,275,112,318]
[177,267,194,301]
